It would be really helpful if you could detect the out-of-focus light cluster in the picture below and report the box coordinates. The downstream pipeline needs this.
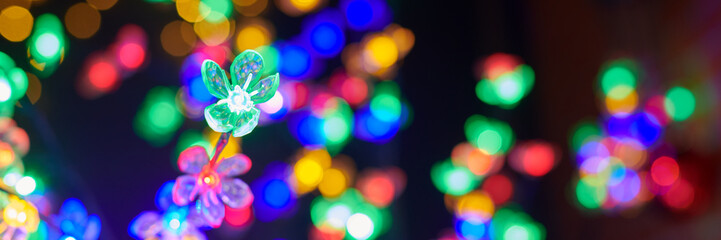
[0,195,41,238]
[508,141,557,177]
[431,60,550,239]
[569,57,699,213]
[134,86,184,147]
[53,198,102,240]
[286,81,411,155]
[78,24,148,99]
[309,172,403,240]
[464,115,514,155]
[64,3,101,39]
[309,189,392,240]
[243,148,403,239]
[130,181,207,239]
[288,95,354,154]
[474,53,535,109]
[27,13,66,78]
[0,52,29,117]
[0,118,42,200]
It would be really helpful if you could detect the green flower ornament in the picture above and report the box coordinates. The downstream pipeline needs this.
[201,50,279,137]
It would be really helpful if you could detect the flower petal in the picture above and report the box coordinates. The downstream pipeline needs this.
[249,73,279,104]
[216,154,252,177]
[183,227,208,240]
[178,146,210,174]
[231,107,260,137]
[201,60,230,99]
[173,175,198,206]
[199,191,225,228]
[129,211,162,239]
[204,100,236,133]
[230,50,263,90]
[84,215,102,240]
[219,178,253,209]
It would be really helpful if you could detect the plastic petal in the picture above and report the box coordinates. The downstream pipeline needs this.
[219,178,253,209]
[129,211,162,239]
[184,227,208,240]
[216,154,252,177]
[231,107,260,137]
[172,175,198,206]
[84,215,101,240]
[230,50,263,89]
[249,73,279,104]
[201,60,230,99]
[204,100,236,133]
[199,191,225,228]
[178,146,210,174]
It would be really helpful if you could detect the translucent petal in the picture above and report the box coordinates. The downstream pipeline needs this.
[231,107,260,137]
[84,215,101,240]
[184,227,208,240]
[178,146,210,174]
[199,192,225,228]
[216,154,252,177]
[129,211,162,239]
[230,50,264,89]
[201,60,230,99]
[204,100,235,133]
[172,175,198,206]
[219,178,253,209]
[249,73,279,104]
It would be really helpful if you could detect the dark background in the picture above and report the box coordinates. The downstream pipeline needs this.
[2,0,721,239]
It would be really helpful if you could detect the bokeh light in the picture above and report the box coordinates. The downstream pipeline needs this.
[303,10,346,57]
[87,0,118,10]
[77,52,119,99]
[475,54,534,109]
[664,86,695,122]
[65,3,101,39]
[481,174,513,205]
[176,0,211,22]
[650,156,679,187]
[279,43,313,79]
[276,0,323,17]
[509,141,556,177]
[193,16,231,46]
[235,19,273,52]
[346,213,373,240]
[161,20,197,57]
[133,86,184,146]
[252,161,297,222]
[599,59,637,100]
[0,6,34,42]
[431,159,479,196]
[464,115,514,155]
[362,34,397,71]
[28,13,66,77]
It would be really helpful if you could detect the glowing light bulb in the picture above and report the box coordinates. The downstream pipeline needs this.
[4,208,17,219]
[15,176,36,196]
[3,172,20,186]
[36,33,60,58]
[169,218,181,230]
[16,212,26,223]
[0,79,10,102]
[346,213,373,240]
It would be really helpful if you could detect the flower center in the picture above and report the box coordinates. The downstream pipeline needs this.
[198,167,221,189]
[227,85,254,113]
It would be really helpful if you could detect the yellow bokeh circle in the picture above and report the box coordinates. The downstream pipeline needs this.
[0,6,33,42]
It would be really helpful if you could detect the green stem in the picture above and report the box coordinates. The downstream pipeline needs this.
[209,132,231,167]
